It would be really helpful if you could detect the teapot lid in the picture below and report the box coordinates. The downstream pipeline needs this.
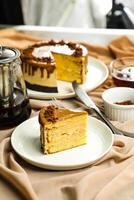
[0,46,20,64]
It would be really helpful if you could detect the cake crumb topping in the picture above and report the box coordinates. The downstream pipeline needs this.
[73,46,83,57]
[33,56,53,62]
[44,105,58,122]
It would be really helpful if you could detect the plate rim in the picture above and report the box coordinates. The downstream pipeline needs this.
[27,56,109,100]
[11,115,114,170]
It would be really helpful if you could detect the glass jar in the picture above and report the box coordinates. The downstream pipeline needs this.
[0,46,31,128]
[110,57,134,88]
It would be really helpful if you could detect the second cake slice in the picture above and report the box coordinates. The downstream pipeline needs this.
[39,105,88,154]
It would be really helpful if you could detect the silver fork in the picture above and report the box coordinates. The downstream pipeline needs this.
[51,97,65,108]
[72,81,133,137]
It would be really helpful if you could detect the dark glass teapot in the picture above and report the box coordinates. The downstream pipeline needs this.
[0,46,31,128]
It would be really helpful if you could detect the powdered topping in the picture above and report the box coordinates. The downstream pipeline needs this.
[44,105,58,122]
[32,46,54,62]
[32,44,76,57]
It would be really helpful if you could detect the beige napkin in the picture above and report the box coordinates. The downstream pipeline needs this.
[1,113,134,200]
[82,35,134,65]
[81,41,113,65]
[0,28,40,49]
[109,36,134,58]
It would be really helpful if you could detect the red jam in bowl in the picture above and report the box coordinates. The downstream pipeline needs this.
[111,57,134,88]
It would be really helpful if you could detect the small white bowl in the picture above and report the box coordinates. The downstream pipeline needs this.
[102,87,134,122]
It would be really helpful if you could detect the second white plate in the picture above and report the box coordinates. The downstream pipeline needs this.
[11,116,114,170]
[27,57,109,99]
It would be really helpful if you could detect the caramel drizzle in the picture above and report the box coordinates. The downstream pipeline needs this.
[25,63,27,73]
[32,65,38,76]
[22,63,55,78]
[40,68,44,78]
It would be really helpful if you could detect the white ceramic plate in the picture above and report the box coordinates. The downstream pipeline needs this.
[11,116,114,170]
[27,57,109,99]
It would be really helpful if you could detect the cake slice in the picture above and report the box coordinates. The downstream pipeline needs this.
[39,105,88,154]
[51,41,88,84]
